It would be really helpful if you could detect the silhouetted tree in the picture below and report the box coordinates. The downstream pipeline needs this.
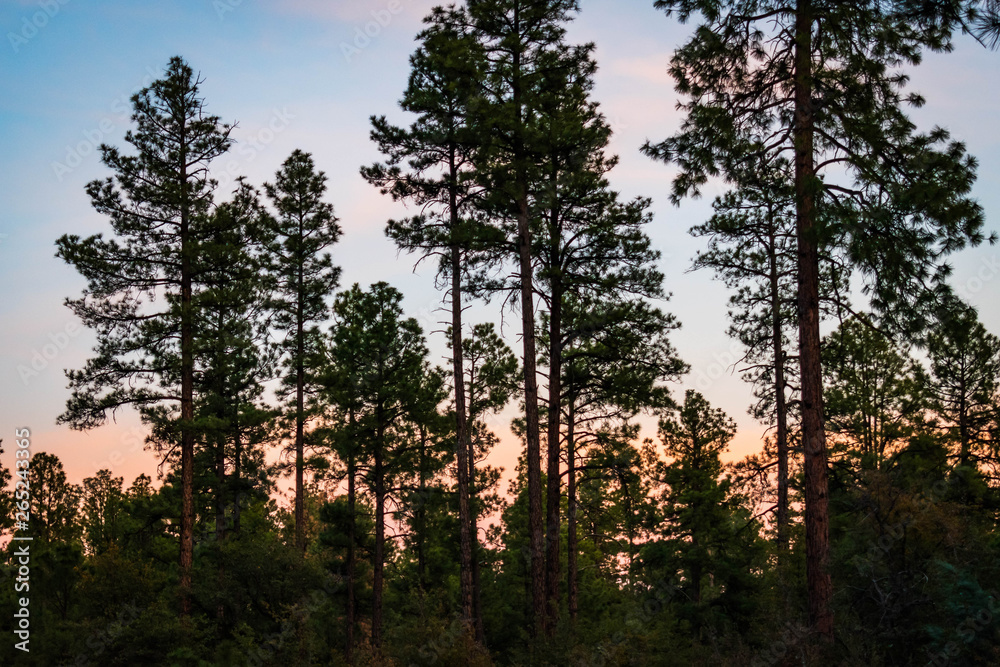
[56,56,234,614]
[362,13,486,631]
[925,307,1000,468]
[644,0,989,637]
[264,149,342,554]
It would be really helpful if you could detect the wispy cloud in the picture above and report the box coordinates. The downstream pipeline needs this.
[274,0,435,24]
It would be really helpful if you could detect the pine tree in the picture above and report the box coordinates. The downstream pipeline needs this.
[691,163,850,549]
[0,441,14,540]
[319,331,366,660]
[404,364,453,595]
[645,390,763,632]
[193,180,276,544]
[29,453,82,545]
[925,307,1000,468]
[463,0,584,629]
[976,0,1000,45]
[464,0,656,630]
[322,282,438,651]
[529,36,608,627]
[55,56,234,615]
[583,423,654,586]
[900,0,1000,48]
[556,295,686,619]
[531,88,674,629]
[643,1,989,637]
[264,149,342,555]
[80,469,125,556]
[458,322,521,633]
[823,317,926,470]
[362,11,486,631]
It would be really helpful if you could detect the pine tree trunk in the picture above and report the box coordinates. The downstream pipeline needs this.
[346,410,356,662]
[373,423,385,650]
[215,309,227,550]
[215,433,226,621]
[768,217,790,552]
[215,438,226,542]
[417,424,428,588]
[469,435,485,643]
[959,374,969,467]
[566,398,578,624]
[295,257,306,555]
[512,5,546,633]
[544,200,563,634]
[179,141,195,620]
[691,535,702,605]
[794,0,833,641]
[233,426,242,535]
[449,150,476,631]
[518,200,546,636]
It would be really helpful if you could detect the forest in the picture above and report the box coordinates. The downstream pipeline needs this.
[2,0,1000,665]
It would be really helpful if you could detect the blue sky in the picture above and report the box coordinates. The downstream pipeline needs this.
[1,0,998,491]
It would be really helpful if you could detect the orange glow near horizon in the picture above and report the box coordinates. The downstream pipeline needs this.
[29,397,770,504]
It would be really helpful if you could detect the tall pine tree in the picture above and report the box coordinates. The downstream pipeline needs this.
[264,149,342,554]
[322,282,438,651]
[925,307,1000,468]
[644,0,989,637]
[362,11,486,631]
[56,56,234,616]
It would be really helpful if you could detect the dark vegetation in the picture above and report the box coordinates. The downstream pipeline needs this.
[3,1,1000,664]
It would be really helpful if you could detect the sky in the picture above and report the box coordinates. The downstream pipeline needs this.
[1,0,998,502]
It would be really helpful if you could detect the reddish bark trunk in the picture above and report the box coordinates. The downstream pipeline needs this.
[794,0,833,640]
[512,3,545,632]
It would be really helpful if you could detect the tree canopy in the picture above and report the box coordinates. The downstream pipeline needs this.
[14,3,1000,664]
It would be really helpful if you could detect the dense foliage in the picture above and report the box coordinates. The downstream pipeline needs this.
[3,1,999,665]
